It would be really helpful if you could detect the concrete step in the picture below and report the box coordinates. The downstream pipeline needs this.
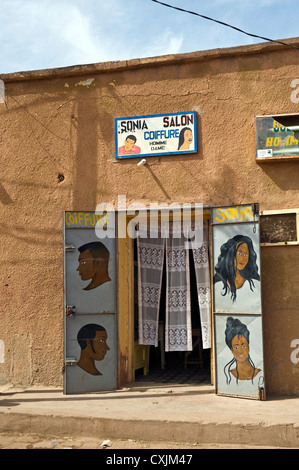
[0,383,298,448]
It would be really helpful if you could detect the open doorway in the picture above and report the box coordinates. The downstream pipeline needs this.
[133,239,211,385]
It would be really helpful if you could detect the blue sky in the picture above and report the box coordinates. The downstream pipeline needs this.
[1,0,299,74]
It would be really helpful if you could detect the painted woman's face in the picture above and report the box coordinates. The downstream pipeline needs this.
[183,129,193,144]
[235,243,249,271]
[231,334,249,363]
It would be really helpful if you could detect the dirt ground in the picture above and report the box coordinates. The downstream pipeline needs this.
[0,431,285,450]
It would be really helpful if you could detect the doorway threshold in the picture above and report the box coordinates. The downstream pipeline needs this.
[134,365,211,386]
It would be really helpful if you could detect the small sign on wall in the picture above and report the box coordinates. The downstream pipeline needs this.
[115,111,197,159]
[255,114,299,161]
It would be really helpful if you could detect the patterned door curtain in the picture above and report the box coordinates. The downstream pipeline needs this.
[137,220,211,352]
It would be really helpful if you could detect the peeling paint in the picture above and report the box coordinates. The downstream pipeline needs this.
[75,78,95,87]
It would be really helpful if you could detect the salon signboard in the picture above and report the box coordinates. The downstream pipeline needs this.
[115,111,197,159]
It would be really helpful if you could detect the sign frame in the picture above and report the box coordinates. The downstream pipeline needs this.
[115,111,197,159]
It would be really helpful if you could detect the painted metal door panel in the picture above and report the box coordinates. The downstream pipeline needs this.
[65,313,116,394]
[65,229,116,314]
[63,212,117,394]
[211,204,266,400]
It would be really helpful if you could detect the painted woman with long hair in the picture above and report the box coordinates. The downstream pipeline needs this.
[213,234,260,302]
[178,127,193,150]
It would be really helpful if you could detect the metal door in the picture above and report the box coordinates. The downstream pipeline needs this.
[63,211,117,394]
[211,204,266,400]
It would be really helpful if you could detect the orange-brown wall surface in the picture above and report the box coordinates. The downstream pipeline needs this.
[0,38,298,393]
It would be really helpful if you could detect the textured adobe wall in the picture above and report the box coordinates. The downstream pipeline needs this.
[261,246,299,395]
[0,40,298,392]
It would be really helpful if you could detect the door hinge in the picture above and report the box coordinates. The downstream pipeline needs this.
[65,244,76,252]
[252,203,260,216]
[65,357,77,366]
[65,305,76,317]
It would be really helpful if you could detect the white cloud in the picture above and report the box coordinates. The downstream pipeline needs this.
[143,29,184,58]
[58,6,104,63]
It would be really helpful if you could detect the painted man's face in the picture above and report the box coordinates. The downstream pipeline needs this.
[77,249,95,281]
[124,138,135,151]
[90,330,110,361]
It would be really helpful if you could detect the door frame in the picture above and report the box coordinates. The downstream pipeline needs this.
[116,207,215,386]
